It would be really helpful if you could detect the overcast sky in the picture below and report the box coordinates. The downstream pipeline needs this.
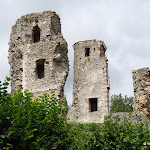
[0,0,150,105]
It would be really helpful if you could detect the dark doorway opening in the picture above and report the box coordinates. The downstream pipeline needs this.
[85,48,90,57]
[89,98,97,112]
[36,59,45,79]
[33,25,40,43]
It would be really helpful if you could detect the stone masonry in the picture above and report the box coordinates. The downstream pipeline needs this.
[67,40,110,123]
[8,11,69,98]
[132,67,150,120]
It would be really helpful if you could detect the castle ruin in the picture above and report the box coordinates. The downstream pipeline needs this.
[67,40,110,123]
[8,11,69,98]
[132,67,150,120]
[8,11,110,123]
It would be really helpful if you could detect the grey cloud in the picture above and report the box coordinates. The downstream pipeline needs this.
[0,0,150,104]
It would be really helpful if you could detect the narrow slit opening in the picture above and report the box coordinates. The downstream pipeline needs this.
[32,25,40,43]
[36,59,45,79]
[85,48,90,57]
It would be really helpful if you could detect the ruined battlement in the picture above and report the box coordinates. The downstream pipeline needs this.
[9,11,62,48]
[16,11,56,22]
[73,39,107,50]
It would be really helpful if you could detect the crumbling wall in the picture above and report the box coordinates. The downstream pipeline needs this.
[8,11,69,98]
[132,67,150,120]
[68,40,110,123]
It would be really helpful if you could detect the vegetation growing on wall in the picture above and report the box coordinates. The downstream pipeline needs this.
[0,77,150,150]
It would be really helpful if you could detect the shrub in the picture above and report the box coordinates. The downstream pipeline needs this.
[66,116,150,150]
[0,77,68,150]
[1,77,150,150]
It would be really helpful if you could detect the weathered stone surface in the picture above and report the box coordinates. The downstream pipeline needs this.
[132,67,150,120]
[67,40,110,123]
[8,11,69,98]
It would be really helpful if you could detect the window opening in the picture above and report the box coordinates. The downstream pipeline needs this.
[85,48,90,57]
[89,98,97,112]
[36,59,45,79]
[33,25,40,43]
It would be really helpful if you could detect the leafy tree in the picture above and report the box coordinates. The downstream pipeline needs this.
[0,77,68,150]
[1,78,150,150]
[110,94,133,113]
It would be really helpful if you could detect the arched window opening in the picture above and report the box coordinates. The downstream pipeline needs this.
[33,25,40,43]
[36,59,45,79]
[85,48,90,57]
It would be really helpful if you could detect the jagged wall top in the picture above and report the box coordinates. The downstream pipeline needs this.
[9,10,62,49]
[13,11,56,26]
[73,39,107,51]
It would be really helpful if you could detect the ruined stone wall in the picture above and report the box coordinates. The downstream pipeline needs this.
[68,40,110,123]
[132,67,150,120]
[8,11,69,98]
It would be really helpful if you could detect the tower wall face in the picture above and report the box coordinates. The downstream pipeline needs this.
[68,40,110,123]
[132,67,150,120]
[8,11,69,98]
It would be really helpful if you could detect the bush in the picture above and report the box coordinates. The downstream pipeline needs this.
[1,77,150,150]
[67,116,150,150]
[0,77,68,150]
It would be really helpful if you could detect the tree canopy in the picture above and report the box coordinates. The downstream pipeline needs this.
[110,93,133,113]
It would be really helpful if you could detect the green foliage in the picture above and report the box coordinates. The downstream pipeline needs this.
[1,77,150,150]
[110,94,133,113]
[0,77,68,150]
[66,117,150,150]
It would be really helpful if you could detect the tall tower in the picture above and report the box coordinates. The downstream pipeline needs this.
[8,11,69,98]
[68,40,110,123]
[132,67,150,120]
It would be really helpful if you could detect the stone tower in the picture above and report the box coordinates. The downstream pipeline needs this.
[8,11,69,98]
[68,40,110,123]
[132,67,150,120]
